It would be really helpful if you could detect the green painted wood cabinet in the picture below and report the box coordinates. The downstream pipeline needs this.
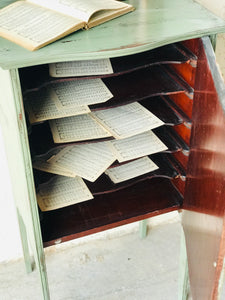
[1,0,225,299]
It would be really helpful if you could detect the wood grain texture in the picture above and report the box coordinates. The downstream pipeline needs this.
[183,38,225,216]
[182,37,225,300]
[41,178,183,247]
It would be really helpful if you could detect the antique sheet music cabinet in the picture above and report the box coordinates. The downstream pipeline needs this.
[1,0,225,299]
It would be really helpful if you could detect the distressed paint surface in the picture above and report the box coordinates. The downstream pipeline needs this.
[0,0,224,69]
[0,68,50,299]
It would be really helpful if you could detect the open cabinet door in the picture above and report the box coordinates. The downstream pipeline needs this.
[182,36,225,300]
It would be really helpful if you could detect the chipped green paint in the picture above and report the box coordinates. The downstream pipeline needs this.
[0,68,50,299]
[0,0,225,69]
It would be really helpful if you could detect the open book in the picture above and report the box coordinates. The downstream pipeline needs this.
[0,0,134,51]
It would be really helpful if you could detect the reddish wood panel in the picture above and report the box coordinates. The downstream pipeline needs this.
[170,62,196,88]
[92,65,192,109]
[169,93,193,119]
[183,39,225,216]
[182,37,225,300]
[173,123,191,145]
[172,177,186,196]
[182,38,202,57]
[173,151,189,170]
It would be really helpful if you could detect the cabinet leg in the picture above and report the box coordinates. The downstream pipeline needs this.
[182,211,225,300]
[0,68,51,300]
[178,228,190,300]
[139,219,148,239]
[17,210,33,274]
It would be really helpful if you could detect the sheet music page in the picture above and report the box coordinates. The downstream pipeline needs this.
[0,2,83,50]
[49,59,113,77]
[105,156,159,184]
[33,158,76,177]
[50,78,113,109]
[33,147,76,176]
[25,88,90,124]
[58,0,130,21]
[37,175,93,211]
[49,114,112,143]
[92,102,164,139]
[109,131,168,162]
[29,0,129,22]
[49,142,116,182]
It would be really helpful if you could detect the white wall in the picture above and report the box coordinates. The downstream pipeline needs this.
[0,127,23,262]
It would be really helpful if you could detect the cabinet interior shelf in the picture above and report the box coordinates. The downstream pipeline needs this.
[41,178,182,247]
[29,98,189,156]
[20,42,197,92]
[22,39,197,248]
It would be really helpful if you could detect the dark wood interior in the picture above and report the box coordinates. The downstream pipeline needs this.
[183,38,225,217]
[20,38,220,247]
[41,178,182,247]
[20,42,197,92]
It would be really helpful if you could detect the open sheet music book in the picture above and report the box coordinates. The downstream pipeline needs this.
[0,0,134,51]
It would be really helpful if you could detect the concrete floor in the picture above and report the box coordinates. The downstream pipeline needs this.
[0,218,185,300]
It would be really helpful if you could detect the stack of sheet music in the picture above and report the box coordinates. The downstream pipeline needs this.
[25,59,168,211]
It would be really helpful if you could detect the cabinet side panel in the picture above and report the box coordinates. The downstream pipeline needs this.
[182,37,225,299]
[0,68,50,299]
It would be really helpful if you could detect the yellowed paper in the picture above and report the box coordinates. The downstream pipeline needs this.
[29,0,131,23]
[109,130,168,162]
[105,156,158,184]
[0,0,133,51]
[25,88,90,124]
[50,78,113,109]
[37,175,93,211]
[49,59,113,77]
[33,148,76,176]
[92,102,164,139]
[0,1,84,51]
[49,142,116,182]
[33,158,76,177]
[87,4,134,29]
[49,114,112,143]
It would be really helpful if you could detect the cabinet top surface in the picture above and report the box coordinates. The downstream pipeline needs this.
[1,0,225,69]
